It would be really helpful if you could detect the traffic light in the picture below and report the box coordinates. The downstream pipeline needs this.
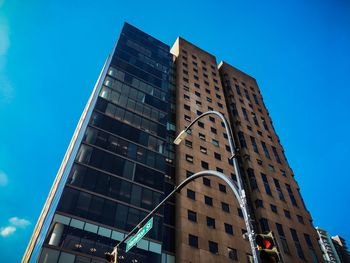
[255,231,280,263]
[105,249,117,263]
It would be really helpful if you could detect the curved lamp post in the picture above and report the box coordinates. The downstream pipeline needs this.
[108,111,259,263]
[174,111,259,263]
[111,170,255,262]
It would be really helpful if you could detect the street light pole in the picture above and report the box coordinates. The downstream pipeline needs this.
[174,110,259,263]
[109,171,251,262]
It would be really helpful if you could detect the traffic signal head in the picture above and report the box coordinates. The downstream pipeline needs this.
[255,232,280,263]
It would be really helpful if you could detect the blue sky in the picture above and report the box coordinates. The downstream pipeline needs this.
[0,0,349,261]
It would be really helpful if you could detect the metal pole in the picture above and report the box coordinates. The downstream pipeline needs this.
[175,111,259,263]
[113,171,244,252]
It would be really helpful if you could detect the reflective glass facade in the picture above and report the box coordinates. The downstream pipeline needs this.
[28,23,175,263]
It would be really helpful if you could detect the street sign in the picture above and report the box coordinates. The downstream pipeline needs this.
[126,217,153,252]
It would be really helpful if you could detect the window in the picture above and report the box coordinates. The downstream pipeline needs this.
[224,223,233,235]
[255,199,263,208]
[216,167,223,173]
[187,189,195,200]
[253,94,260,105]
[183,77,189,83]
[261,141,271,159]
[297,215,304,224]
[199,133,206,140]
[207,97,212,103]
[247,168,258,190]
[195,91,201,97]
[211,127,217,134]
[197,110,203,116]
[184,104,190,111]
[273,178,285,201]
[242,107,249,121]
[185,140,192,148]
[196,100,202,106]
[186,154,193,163]
[228,247,238,261]
[219,184,226,193]
[221,202,230,212]
[184,94,190,100]
[259,218,270,232]
[188,234,198,248]
[290,228,305,259]
[184,115,191,122]
[216,94,221,99]
[194,83,200,88]
[272,146,281,164]
[208,241,218,254]
[252,113,259,126]
[198,121,204,128]
[276,223,290,254]
[238,131,247,148]
[203,177,211,187]
[188,210,197,222]
[237,208,243,218]
[257,159,263,166]
[286,184,298,207]
[212,139,219,147]
[200,146,207,154]
[250,136,259,153]
[214,152,221,160]
[201,161,209,169]
[207,217,216,229]
[270,204,277,213]
[284,209,291,219]
[186,170,194,178]
[205,196,213,206]
[218,102,223,108]
[209,116,215,123]
[261,173,272,196]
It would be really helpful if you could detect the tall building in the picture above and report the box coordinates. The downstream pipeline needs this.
[316,227,341,262]
[24,22,323,263]
[332,235,350,263]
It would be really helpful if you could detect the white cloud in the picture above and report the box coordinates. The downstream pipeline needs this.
[0,170,8,186]
[9,217,30,227]
[0,226,16,237]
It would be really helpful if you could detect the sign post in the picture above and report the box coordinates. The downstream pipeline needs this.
[125,217,153,253]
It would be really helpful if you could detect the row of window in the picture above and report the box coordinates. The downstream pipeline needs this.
[247,168,298,207]
[186,188,231,212]
[76,144,164,191]
[67,163,162,211]
[187,234,238,260]
[239,131,282,165]
[57,187,163,241]
[96,98,166,138]
[183,92,224,109]
[83,126,166,171]
[100,86,167,124]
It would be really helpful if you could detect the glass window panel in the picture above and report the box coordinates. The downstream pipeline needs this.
[98,227,111,238]
[123,160,134,179]
[84,223,98,233]
[38,248,59,263]
[70,219,84,230]
[76,192,91,217]
[58,252,75,263]
[130,185,142,207]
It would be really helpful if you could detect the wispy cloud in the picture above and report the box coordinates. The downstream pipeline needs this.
[0,217,31,238]
[0,226,16,237]
[9,217,30,228]
[0,170,8,186]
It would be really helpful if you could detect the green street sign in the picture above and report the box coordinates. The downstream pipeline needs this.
[126,217,153,252]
